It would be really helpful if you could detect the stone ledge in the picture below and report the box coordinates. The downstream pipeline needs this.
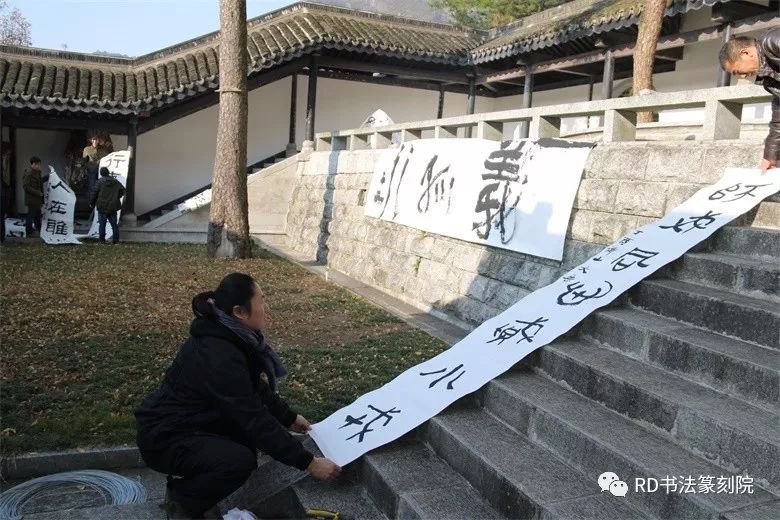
[1,446,143,480]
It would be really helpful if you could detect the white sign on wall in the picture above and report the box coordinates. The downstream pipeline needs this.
[85,151,130,240]
[312,168,780,467]
[364,137,594,261]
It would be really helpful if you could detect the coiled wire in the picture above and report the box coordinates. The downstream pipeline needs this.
[0,469,147,519]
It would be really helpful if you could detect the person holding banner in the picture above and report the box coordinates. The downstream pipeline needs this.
[90,167,125,244]
[719,28,780,172]
[135,273,341,518]
[82,135,108,196]
[22,156,49,237]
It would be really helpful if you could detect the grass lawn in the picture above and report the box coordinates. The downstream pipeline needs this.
[0,241,447,455]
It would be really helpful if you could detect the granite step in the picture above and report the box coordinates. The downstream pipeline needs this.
[707,226,780,259]
[293,473,388,520]
[22,503,165,520]
[528,339,780,490]
[360,440,502,519]
[482,370,779,520]
[667,251,779,301]
[422,406,650,519]
[579,308,779,410]
[630,279,780,349]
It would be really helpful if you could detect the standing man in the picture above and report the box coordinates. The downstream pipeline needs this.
[22,156,49,237]
[719,28,780,172]
[82,135,107,196]
[90,167,125,244]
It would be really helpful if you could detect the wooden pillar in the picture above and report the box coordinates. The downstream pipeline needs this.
[9,125,16,217]
[287,74,298,155]
[124,118,138,220]
[466,76,476,138]
[305,54,318,143]
[519,66,534,138]
[588,75,595,101]
[718,24,733,87]
[437,84,445,119]
[602,49,615,99]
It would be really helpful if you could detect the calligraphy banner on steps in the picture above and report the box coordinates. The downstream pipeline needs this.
[364,137,595,261]
[311,168,780,467]
[41,169,81,245]
[85,151,130,240]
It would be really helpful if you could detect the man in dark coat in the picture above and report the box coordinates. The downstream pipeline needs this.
[720,28,780,172]
[22,156,49,237]
[136,274,340,518]
[90,167,125,243]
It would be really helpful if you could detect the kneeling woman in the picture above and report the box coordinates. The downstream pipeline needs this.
[135,273,341,518]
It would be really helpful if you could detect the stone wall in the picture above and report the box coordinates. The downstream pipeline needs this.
[285,140,764,327]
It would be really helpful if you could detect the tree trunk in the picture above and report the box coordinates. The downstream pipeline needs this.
[207,0,251,258]
[633,0,667,124]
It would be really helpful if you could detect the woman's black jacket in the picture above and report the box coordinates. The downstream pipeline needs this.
[135,316,314,471]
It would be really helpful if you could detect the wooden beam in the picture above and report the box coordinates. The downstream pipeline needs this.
[4,113,128,134]
[478,13,779,85]
[312,68,474,95]
[318,55,468,85]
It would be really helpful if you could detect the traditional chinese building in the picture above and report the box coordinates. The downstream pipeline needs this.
[0,0,777,222]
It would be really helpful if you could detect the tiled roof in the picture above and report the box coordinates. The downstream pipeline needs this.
[0,0,728,115]
[470,0,725,62]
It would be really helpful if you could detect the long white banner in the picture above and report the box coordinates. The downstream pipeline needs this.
[41,169,81,245]
[84,151,130,240]
[364,137,594,261]
[311,168,780,466]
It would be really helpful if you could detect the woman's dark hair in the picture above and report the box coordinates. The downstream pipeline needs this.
[192,272,256,318]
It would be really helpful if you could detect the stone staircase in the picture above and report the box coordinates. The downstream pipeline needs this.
[287,222,779,519]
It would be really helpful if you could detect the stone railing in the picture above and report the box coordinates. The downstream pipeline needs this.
[314,85,770,151]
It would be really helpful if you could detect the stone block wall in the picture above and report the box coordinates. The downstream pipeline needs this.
[285,140,763,327]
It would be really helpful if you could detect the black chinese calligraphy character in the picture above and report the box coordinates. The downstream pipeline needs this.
[557,281,613,306]
[419,364,465,390]
[659,210,721,233]
[579,266,589,274]
[46,200,67,215]
[342,405,401,443]
[611,248,658,272]
[417,155,454,214]
[709,183,770,202]
[473,140,531,243]
[45,219,68,236]
[376,144,413,219]
[562,275,575,281]
[606,247,618,254]
[50,180,68,192]
[488,317,548,346]
[619,237,633,245]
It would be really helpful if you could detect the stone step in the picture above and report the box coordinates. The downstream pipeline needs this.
[708,226,780,259]
[22,502,164,519]
[482,370,779,519]
[422,407,651,519]
[751,200,780,230]
[667,251,779,301]
[630,279,780,349]
[579,308,779,410]
[528,339,780,489]
[293,473,387,520]
[360,440,502,519]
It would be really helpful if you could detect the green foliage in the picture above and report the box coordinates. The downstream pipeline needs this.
[430,0,572,29]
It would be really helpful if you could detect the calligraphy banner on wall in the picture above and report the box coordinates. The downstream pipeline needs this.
[364,137,594,261]
[41,169,81,245]
[311,168,780,466]
[85,151,130,240]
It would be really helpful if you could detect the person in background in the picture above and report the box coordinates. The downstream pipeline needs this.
[22,156,49,237]
[719,28,780,172]
[82,135,107,196]
[135,273,341,518]
[90,167,125,244]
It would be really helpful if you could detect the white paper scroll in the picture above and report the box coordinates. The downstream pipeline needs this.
[41,168,81,245]
[4,218,26,238]
[85,150,129,240]
[360,109,394,128]
[364,137,594,261]
[311,168,780,467]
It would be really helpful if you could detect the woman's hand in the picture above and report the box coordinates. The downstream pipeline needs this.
[307,457,342,481]
[289,414,311,433]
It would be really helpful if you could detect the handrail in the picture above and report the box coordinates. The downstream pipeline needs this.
[313,85,771,151]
